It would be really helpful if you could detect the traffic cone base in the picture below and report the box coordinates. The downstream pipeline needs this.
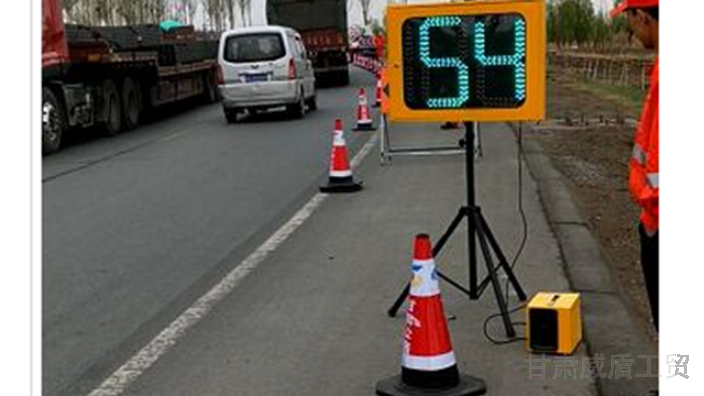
[376,374,487,396]
[354,121,375,131]
[319,176,363,193]
[402,364,458,388]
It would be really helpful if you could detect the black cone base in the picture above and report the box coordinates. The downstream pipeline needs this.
[376,374,486,396]
[354,124,376,132]
[319,177,363,193]
[402,365,459,388]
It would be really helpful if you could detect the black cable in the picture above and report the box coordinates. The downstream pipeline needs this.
[482,122,530,345]
[483,303,528,345]
[506,122,529,305]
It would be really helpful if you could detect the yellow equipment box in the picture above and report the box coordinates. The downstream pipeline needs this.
[526,292,582,355]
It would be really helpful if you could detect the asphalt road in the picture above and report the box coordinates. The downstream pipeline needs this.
[42,68,377,396]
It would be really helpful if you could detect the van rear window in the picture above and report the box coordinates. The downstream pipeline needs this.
[224,33,285,63]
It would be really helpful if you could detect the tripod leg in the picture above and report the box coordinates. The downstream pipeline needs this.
[437,272,472,296]
[387,283,410,318]
[479,214,528,301]
[433,208,466,256]
[474,212,516,338]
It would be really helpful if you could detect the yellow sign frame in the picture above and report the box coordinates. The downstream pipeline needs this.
[386,0,546,122]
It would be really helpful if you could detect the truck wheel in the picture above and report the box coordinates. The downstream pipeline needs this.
[103,79,123,136]
[337,71,350,87]
[202,72,218,104]
[42,87,64,155]
[121,78,141,131]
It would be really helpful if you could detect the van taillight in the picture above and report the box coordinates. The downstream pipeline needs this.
[216,64,224,85]
[288,59,297,80]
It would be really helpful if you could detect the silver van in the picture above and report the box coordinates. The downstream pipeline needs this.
[218,26,317,123]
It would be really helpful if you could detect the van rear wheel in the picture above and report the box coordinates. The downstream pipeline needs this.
[287,90,305,119]
[306,94,317,111]
[225,109,239,124]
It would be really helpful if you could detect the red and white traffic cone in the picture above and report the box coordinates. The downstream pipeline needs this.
[374,76,383,108]
[354,87,376,131]
[319,119,362,193]
[376,234,486,396]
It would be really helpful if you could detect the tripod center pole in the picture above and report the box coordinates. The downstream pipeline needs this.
[464,122,479,299]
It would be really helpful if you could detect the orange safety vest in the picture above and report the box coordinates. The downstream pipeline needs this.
[629,58,659,232]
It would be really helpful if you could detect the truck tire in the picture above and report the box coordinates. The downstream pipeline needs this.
[121,77,141,131]
[103,79,123,136]
[337,70,350,87]
[202,72,218,104]
[42,87,65,155]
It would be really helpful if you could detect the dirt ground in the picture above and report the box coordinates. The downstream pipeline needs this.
[527,66,657,343]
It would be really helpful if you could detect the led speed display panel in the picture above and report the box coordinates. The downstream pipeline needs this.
[402,14,526,109]
[386,0,545,122]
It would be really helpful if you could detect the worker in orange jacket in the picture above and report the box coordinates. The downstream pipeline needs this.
[611,0,659,331]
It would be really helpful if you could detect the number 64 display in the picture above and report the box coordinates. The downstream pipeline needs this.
[386,0,545,122]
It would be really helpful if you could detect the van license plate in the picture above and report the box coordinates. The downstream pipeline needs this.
[245,74,268,83]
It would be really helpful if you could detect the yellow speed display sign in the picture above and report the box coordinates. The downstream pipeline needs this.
[386,0,546,122]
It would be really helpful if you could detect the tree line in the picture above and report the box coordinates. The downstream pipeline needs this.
[548,0,631,51]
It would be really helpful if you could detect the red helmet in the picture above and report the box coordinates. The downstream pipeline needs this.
[610,0,659,18]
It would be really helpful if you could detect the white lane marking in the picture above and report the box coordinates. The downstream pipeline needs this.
[84,133,378,396]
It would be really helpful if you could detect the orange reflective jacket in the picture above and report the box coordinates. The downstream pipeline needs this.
[629,58,659,232]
